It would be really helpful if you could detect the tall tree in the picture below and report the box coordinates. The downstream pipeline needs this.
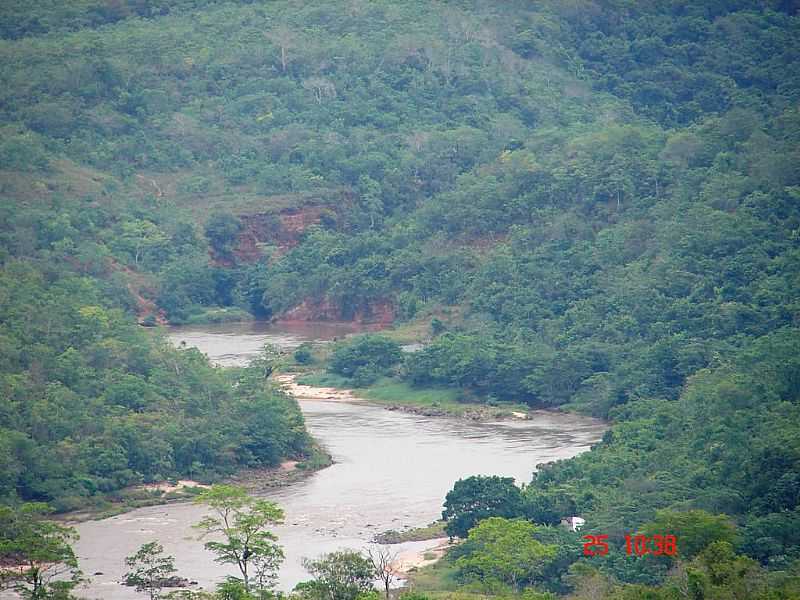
[366,545,398,600]
[123,541,177,600]
[0,503,82,600]
[442,475,524,538]
[266,26,296,73]
[194,485,284,594]
[296,551,376,600]
[454,517,556,592]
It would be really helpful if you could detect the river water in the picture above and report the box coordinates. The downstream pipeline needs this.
[72,321,606,599]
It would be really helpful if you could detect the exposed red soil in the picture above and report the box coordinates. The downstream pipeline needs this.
[208,198,396,325]
[280,297,395,325]
[107,260,167,325]
[131,289,168,326]
[234,206,331,263]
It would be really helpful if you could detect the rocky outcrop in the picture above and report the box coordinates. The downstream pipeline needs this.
[123,575,196,589]
[280,297,395,325]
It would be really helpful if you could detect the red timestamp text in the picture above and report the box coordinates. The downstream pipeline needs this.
[582,534,678,557]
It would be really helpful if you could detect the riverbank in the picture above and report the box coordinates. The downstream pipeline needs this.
[58,446,332,524]
[71,321,608,597]
[374,521,447,544]
[285,372,535,422]
[393,537,454,574]
[275,372,365,403]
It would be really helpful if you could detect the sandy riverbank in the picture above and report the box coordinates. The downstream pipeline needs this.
[392,537,453,574]
[274,373,539,422]
[274,373,366,403]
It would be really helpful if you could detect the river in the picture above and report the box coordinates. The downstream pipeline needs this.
[72,321,606,599]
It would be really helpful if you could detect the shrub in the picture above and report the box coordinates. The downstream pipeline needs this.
[294,342,314,365]
[328,334,402,379]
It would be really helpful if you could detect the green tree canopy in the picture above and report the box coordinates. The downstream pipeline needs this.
[640,509,738,560]
[123,541,177,600]
[194,485,284,594]
[0,503,82,600]
[454,517,557,592]
[442,475,524,539]
[328,334,402,384]
[296,550,376,600]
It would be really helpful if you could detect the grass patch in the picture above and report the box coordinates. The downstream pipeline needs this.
[296,443,333,471]
[407,558,461,592]
[295,371,352,388]
[162,486,205,500]
[407,553,555,600]
[293,373,532,419]
[374,521,446,544]
[296,373,466,413]
[384,304,468,343]
[361,379,531,418]
[360,379,462,407]
[420,593,523,600]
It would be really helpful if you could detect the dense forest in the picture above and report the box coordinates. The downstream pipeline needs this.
[1,0,799,598]
[0,250,310,511]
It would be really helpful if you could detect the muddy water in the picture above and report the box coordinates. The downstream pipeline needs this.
[73,322,606,599]
[166,320,370,367]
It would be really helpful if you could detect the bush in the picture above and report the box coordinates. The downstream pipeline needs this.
[0,133,50,171]
[204,213,241,256]
[351,365,380,387]
[443,476,525,538]
[400,593,432,600]
[294,342,314,365]
[328,334,402,379]
[431,317,445,335]
[179,176,212,194]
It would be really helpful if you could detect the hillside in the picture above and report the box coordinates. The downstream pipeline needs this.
[1,1,800,598]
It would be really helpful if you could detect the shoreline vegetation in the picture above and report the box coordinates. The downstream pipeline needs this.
[56,366,456,585]
[373,521,448,545]
[58,442,333,524]
[59,358,550,525]
[54,322,603,590]
[58,352,542,525]
[287,371,539,421]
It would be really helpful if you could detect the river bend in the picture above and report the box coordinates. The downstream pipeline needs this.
[73,321,605,598]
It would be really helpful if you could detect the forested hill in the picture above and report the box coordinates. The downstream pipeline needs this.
[1,0,800,597]
[0,262,310,511]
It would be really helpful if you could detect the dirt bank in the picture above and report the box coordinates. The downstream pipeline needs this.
[274,373,365,403]
[392,538,453,574]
